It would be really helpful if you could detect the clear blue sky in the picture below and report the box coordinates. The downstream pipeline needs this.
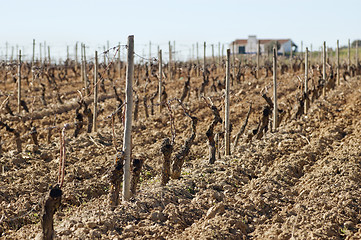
[1,0,359,61]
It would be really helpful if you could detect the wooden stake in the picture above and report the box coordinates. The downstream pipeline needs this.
[218,42,221,66]
[83,44,88,94]
[93,51,98,132]
[32,39,36,64]
[203,42,206,75]
[347,39,351,71]
[122,35,134,202]
[257,40,260,78]
[75,42,78,64]
[322,41,326,97]
[39,43,42,63]
[168,41,172,80]
[159,49,163,113]
[272,47,278,131]
[337,40,340,86]
[18,50,21,113]
[211,44,214,64]
[196,42,199,76]
[225,49,231,156]
[48,46,51,65]
[356,41,359,65]
[304,47,309,114]
[67,46,69,60]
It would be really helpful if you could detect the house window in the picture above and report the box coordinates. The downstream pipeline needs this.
[238,46,245,54]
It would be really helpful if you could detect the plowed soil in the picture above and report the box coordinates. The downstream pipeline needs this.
[1,61,361,240]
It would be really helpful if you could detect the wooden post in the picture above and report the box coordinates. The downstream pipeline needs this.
[218,42,221,66]
[122,35,134,202]
[347,39,351,71]
[168,41,172,80]
[304,47,309,114]
[159,49,162,113]
[173,40,176,61]
[81,44,84,90]
[39,43,42,63]
[48,46,51,65]
[211,44,214,64]
[225,49,231,156]
[67,46,69,60]
[103,46,107,65]
[196,42,199,76]
[43,42,46,63]
[83,44,89,94]
[232,42,235,82]
[75,42,78,64]
[32,39,36,64]
[272,47,278,131]
[356,41,359,65]
[18,50,21,113]
[93,51,98,132]
[337,40,340,86]
[11,46,14,62]
[300,41,303,55]
[203,42,206,75]
[322,41,326,97]
[5,42,8,62]
[257,40,260,78]
[118,42,122,79]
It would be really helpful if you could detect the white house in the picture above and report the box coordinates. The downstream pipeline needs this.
[231,35,297,55]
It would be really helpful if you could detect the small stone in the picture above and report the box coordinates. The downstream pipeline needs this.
[206,203,225,219]
[123,225,135,233]
[86,222,97,229]
[344,221,355,229]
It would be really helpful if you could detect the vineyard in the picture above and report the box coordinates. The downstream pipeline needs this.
[1,37,361,239]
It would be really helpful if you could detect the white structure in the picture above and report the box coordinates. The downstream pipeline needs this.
[231,35,297,55]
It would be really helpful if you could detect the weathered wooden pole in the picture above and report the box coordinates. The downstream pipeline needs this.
[5,42,8,62]
[257,40,260,78]
[218,42,221,66]
[232,42,235,82]
[356,41,359,65]
[122,35,134,201]
[304,47,309,114]
[211,44,214,64]
[196,42,200,76]
[337,40,340,86]
[48,46,51,65]
[81,44,84,89]
[118,42,122,79]
[18,50,22,113]
[203,42,206,75]
[32,39,36,85]
[225,49,231,156]
[272,47,278,131]
[39,43,42,63]
[32,39,36,64]
[159,49,163,113]
[83,44,89,94]
[67,46,69,60]
[322,41,326,97]
[347,39,351,71]
[93,51,98,132]
[173,40,176,61]
[75,42,78,64]
[43,42,46,63]
[168,41,172,80]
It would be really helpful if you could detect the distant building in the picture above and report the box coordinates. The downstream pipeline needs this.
[231,35,297,54]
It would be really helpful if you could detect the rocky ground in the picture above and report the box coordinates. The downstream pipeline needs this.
[1,61,361,239]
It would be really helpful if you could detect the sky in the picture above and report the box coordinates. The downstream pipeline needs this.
[0,0,360,62]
